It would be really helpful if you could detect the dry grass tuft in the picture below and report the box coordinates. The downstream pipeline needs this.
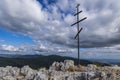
[68,66,75,72]
[74,65,86,71]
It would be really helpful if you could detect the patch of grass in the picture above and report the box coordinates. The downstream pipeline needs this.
[19,72,25,77]
[68,66,75,72]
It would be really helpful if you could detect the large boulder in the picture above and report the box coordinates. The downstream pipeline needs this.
[0,66,20,78]
[20,66,37,79]
[8,66,20,77]
[86,64,97,72]
[49,60,74,71]
[34,71,48,80]
[49,62,61,71]
[0,67,7,77]
[64,60,74,71]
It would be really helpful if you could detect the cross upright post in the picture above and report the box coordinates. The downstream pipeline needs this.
[71,4,87,65]
[76,4,80,65]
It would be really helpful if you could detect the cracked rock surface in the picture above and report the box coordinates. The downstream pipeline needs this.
[0,60,119,80]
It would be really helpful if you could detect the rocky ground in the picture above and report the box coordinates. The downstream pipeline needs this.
[0,60,119,80]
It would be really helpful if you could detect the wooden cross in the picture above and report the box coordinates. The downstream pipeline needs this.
[71,4,87,65]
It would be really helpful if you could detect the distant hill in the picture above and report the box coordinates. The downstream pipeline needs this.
[0,54,110,69]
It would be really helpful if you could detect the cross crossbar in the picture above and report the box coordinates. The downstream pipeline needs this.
[74,27,83,39]
[74,10,82,16]
[71,17,87,26]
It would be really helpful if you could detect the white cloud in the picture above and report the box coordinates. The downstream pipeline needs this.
[0,0,120,58]
[0,45,20,52]
[80,47,120,59]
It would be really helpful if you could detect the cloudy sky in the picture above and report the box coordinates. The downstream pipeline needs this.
[0,0,120,59]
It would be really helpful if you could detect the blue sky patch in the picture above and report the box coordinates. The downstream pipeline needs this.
[0,28,34,47]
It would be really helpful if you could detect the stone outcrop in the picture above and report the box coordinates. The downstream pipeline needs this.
[0,60,119,80]
[0,66,20,79]
[20,65,37,79]
[49,60,74,71]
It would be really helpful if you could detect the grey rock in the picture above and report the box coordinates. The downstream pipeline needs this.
[2,76,16,80]
[34,71,48,80]
[49,60,74,71]
[21,65,37,79]
[0,60,119,80]
[86,64,97,72]
[64,60,74,71]
[0,66,20,78]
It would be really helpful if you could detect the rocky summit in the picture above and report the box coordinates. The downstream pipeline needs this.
[0,60,120,80]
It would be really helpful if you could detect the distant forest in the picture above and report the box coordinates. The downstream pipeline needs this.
[0,55,110,69]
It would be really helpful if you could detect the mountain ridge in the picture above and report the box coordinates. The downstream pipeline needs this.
[0,54,110,69]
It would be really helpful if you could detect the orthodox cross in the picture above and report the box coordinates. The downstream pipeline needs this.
[71,4,87,65]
